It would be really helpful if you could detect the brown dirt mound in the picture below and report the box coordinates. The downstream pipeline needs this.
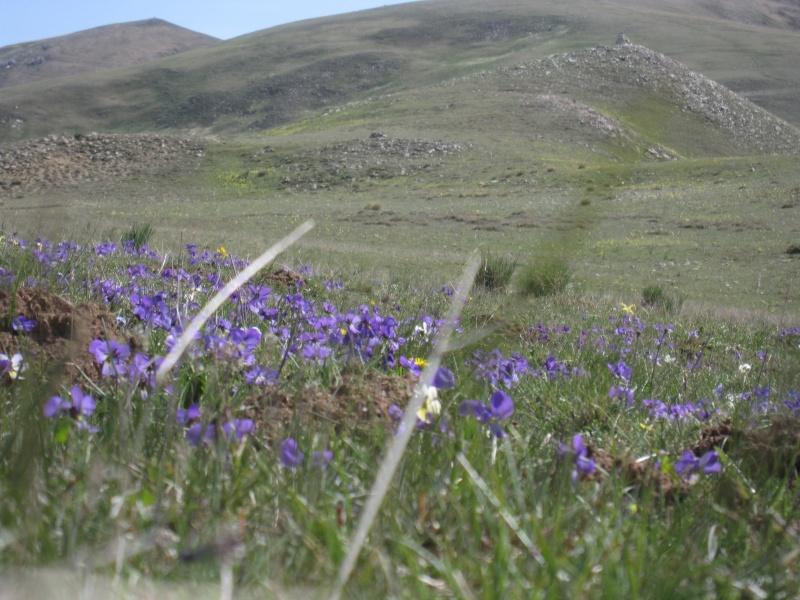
[692,417,800,479]
[568,417,799,504]
[581,443,690,503]
[0,285,129,385]
[243,369,416,440]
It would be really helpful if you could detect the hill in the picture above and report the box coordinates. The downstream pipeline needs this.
[0,18,219,90]
[0,0,799,144]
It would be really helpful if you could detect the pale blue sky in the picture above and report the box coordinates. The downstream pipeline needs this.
[1,1,421,47]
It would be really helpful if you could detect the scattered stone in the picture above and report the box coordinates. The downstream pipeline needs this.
[0,132,205,197]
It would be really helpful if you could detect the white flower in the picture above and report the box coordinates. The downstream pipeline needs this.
[0,353,25,380]
[664,354,676,364]
[739,363,752,374]
[416,384,441,423]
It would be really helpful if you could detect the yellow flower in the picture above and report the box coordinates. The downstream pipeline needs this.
[216,246,228,256]
[414,357,428,368]
[621,302,636,315]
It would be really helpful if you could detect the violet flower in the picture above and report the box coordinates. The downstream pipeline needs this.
[12,315,36,333]
[312,450,334,469]
[44,386,97,431]
[459,390,515,438]
[280,438,304,469]
[674,450,722,478]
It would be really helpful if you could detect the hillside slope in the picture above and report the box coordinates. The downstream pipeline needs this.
[0,18,219,89]
[0,0,799,142]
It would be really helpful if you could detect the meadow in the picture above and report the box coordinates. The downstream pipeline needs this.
[1,221,799,598]
[2,2,800,596]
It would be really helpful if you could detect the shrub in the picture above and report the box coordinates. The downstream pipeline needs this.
[476,251,518,292]
[518,259,572,297]
[123,223,155,250]
[642,283,680,313]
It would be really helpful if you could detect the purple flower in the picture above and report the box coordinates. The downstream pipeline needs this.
[557,433,596,484]
[12,315,36,333]
[675,450,722,478]
[571,434,596,475]
[467,349,532,389]
[388,404,404,421]
[785,392,800,414]
[280,438,304,469]
[432,366,455,389]
[44,395,68,418]
[699,451,721,474]
[459,390,515,438]
[399,356,423,376]
[44,386,97,431]
[245,366,278,386]
[607,360,631,382]
[186,423,216,446]
[223,418,255,441]
[312,450,334,469]
[609,385,635,405]
[177,403,202,424]
[89,339,131,378]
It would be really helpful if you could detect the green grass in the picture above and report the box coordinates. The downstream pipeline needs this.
[517,258,573,297]
[1,237,799,597]
[476,250,518,292]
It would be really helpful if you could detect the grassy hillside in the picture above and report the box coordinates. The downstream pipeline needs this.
[1,0,800,141]
[0,18,219,90]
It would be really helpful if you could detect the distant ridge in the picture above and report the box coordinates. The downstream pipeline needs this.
[0,18,219,89]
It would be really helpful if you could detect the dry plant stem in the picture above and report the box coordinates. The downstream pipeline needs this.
[155,220,314,384]
[328,255,480,600]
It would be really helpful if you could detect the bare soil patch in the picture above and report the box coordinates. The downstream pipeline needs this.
[0,285,129,385]
[244,369,416,440]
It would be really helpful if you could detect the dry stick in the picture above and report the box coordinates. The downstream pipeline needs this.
[155,220,314,385]
[328,255,480,600]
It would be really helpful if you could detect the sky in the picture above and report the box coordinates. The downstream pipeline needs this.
[1,0,421,47]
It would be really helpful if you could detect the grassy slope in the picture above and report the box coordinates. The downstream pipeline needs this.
[1,0,800,140]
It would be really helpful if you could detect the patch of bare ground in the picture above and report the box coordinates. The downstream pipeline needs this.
[679,218,770,231]
[0,132,205,197]
[0,285,131,386]
[575,442,691,503]
[243,368,417,441]
[692,417,800,479]
[572,416,800,503]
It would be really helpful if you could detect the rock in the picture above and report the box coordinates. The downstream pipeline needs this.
[616,32,631,46]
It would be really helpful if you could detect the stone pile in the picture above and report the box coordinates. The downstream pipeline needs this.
[0,132,205,196]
